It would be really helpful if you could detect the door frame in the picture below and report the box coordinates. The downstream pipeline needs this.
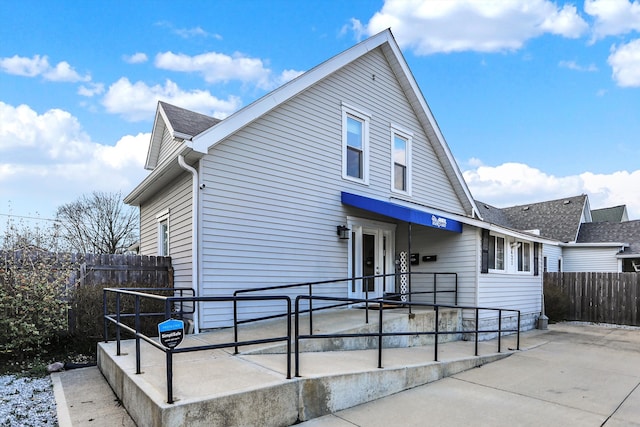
[346,216,396,300]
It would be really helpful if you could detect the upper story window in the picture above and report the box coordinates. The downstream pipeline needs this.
[489,234,505,271]
[157,209,170,256]
[390,125,412,194]
[342,104,370,184]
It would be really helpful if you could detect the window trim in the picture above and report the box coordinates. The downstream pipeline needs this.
[341,103,370,184]
[156,209,170,257]
[390,124,413,195]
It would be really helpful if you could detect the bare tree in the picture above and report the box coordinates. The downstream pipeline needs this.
[55,191,139,254]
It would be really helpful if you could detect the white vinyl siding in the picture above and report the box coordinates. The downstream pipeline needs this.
[395,223,478,308]
[139,172,193,287]
[157,127,183,166]
[562,246,622,272]
[542,244,562,273]
[197,48,469,328]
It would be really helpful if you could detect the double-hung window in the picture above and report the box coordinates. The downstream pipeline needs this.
[157,209,170,256]
[516,241,531,272]
[489,234,505,271]
[342,104,370,183]
[390,125,412,194]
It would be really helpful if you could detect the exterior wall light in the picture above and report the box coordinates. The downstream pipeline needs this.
[337,225,350,239]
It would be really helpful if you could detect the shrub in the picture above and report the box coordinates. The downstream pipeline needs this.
[0,250,75,361]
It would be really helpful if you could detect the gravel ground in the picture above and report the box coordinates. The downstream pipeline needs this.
[0,374,57,426]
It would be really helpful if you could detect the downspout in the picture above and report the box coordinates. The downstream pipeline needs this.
[178,155,200,334]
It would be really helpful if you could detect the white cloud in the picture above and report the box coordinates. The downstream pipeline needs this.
[559,60,598,72]
[0,54,89,82]
[123,53,148,64]
[154,50,303,90]
[354,0,588,54]
[101,77,242,121]
[78,82,105,97]
[608,39,640,86]
[463,161,640,220]
[585,0,640,41]
[156,21,222,40]
[0,102,150,216]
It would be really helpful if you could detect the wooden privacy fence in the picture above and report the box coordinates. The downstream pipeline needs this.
[73,253,173,287]
[545,272,640,326]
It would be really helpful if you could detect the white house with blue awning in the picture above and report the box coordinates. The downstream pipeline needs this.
[125,29,550,331]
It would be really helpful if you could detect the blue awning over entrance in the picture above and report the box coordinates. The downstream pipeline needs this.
[341,192,463,233]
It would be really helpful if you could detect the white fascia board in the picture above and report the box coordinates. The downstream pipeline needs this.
[561,242,629,248]
[124,144,191,205]
[145,108,164,170]
[190,30,393,154]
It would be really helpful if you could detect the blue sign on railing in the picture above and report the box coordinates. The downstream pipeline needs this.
[158,319,184,349]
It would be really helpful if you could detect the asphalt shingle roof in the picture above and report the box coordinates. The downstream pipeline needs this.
[591,205,627,223]
[476,195,587,242]
[577,221,640,255]
[159,101,221,137]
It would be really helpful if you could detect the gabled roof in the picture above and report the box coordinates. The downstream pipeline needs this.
[128,30,478,216]
[145,102,221,170]
[577,221,640,255]
[591,205,629,223]
[475,195,589,242]
[187,29,479,218]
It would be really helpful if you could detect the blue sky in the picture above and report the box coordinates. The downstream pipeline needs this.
[1,0,639,230]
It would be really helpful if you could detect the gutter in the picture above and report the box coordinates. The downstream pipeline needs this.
[177,155,200,334]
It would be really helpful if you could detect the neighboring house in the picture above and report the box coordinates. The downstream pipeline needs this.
[477,195,640,273]
[125,29,547,332]
[591,205,629,223]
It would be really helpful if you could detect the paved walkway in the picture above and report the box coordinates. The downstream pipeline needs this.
[299,323,640,427]
[53,323,640,426]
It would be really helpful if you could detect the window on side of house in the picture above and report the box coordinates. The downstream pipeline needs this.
[157,210,169,256]
[342,104,370,183]
[391,125,412,194]
[517,242,531,272]
[489,234,505,271]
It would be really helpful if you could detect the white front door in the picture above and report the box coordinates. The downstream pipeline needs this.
[348,219,396,300]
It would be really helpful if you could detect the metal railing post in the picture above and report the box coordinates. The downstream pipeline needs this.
[517,311,521,350]
[455,273,458,306]
[295,297,301,377]
[116,293,121,356]
[103,289,108,343]
[309,284,313,335]
[497,309,502,353]
[135,295,141,374]
[474,308,479,356]
[166,350,174,404]
[233,295,239,354]
[433,274,437,305]
[378,304,384,369]
[434,305,439,361]
[286,298,291,379]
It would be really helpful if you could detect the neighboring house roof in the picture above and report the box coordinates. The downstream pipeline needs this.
[126,29,480,218]
[577,220,640,255]
[160,101,221,137]
[145,102,221,170]
[591,205,629,223]
[475,195,589,242]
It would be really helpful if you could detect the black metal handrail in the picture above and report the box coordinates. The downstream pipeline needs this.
[232,271,458,344]
[293,295,520,377]
[103,288,292,404]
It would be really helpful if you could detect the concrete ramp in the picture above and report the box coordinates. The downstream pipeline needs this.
[98,308,518,426]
